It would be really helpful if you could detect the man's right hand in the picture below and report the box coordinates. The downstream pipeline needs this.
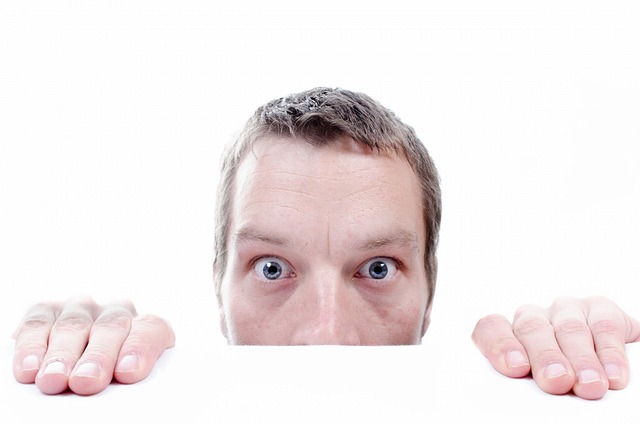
[12,297,175,395]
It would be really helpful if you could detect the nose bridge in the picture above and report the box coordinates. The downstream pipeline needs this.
[315,267,340,315]
[292,268,360,345]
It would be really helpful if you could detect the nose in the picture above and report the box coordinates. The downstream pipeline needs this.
[290,273,361,345]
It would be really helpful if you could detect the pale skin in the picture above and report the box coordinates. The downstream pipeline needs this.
[12,299,175,396]
[13,136,640,399]
[219,136,430,345]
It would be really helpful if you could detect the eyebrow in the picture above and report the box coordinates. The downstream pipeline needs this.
[234,227,292,248]
[234,227,418,252]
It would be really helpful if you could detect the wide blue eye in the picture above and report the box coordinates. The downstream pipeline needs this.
[369,261,388,279]
[358,258,397,280]
[253,257,291,281]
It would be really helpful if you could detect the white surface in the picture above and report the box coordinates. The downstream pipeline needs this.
[1,0,639,421]
[1,338,639,422]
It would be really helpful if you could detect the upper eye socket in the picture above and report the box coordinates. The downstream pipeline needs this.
[357,258,398,280]
[253,257,293,281]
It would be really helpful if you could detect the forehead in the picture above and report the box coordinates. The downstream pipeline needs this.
[231,135,425,247]
[235,135,417,193]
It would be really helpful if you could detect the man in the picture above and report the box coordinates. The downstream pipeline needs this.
[12,88,639,399]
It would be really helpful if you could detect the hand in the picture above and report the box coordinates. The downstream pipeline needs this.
[472,296,640,400]
[12,297,175,395]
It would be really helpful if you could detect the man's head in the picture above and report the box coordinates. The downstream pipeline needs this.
[213,87,441,344]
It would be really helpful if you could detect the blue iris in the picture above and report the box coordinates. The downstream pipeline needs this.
[263,261,283,280]
[369,261,388,279]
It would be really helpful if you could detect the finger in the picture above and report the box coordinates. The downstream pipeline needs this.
[114,314,175,384]
[35,299,98,395]
[549,298,608,400]
[68,301,137,395]
[586,297,638,390]
[512,304,575,395]
[472,314,530,378]
[623,313,640,343]
[13,303,60,384]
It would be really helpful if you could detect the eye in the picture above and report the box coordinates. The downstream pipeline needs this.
[357,258,398,280]
[253,257,293,281]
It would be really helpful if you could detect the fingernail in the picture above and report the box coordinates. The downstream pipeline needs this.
[506,350,529,368]
[578,369,603,385]
[42,361,67,376]
[116,355,139,373]
[21,354,40,372]
[604,363,621,380]
[543,362,568,379]
[74,362,101,378]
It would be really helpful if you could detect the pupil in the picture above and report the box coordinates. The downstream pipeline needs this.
[263,262,282,280]
[369,261,388,279]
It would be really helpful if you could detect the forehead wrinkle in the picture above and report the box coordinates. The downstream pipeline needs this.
[328,181,390,203]
[354,229,420,253]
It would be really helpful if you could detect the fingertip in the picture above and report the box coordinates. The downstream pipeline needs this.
[113,314,175,385]
[67,361,116,395]
[503,350,531,378]
[604,363,629,390]
[35,361,70,395]
[472,314,531,378]
[13,354,41,384]
[533,362,575,396]
[573,369,608,400]
[114,354,144,384]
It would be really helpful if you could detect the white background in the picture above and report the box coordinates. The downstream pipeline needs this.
[1,0,639,422]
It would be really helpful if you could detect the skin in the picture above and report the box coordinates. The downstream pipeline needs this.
[473,296,640,400]
[218,136,431,345]
[11,136,640,398]
[12,298,175,395]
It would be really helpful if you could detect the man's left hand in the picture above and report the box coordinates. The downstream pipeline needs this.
[472,296,640,400]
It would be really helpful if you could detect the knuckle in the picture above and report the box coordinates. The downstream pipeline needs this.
[27,302,56,314]
[15,339,48,356]
[115,299,137,315]
[472,314,508,342]
[68,296,98,309]
[94,312,132,332]
[586,295,613,307]
[513,304,543,321]
[590,318,623,338]
[134,314,170,329]
[596,344,626,361]
[130,314,175,348]
[513,317,552,338]
[531,348,566,365]
[18,316,51,332]
[476,314,507,329]
[553,319,590,339]
[550,296,578,310]
[53,314,93,332]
